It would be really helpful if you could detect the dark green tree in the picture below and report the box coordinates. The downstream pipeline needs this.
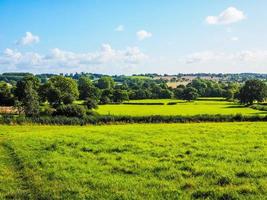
[238,79,267,105]
[182,87,199,101]
[85,98,98,109]
[78,77,100,100]
[97,76,115,90]
[46,76,79,106]
[21,81,40,117]
[14,75,40,101]
[112,89,129,103]
[0,81,14,106]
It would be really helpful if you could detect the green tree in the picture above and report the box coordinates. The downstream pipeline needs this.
[78,77,100,100]
[100,89,113,104]
[182,87,199,101]
[47,76,79,106]
[174,85,185,99]
[238,79,267,105]
[0,81,14,106]
[97,76,115,89]
[14,75,40,101]
[21,81,40,117]
[113,89,129,103]
[85,98,98,109]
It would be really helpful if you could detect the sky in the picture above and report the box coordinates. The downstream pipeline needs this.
[0,0,267,75]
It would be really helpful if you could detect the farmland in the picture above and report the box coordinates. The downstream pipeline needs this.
[0,123,266,199]
[97,99,265,116]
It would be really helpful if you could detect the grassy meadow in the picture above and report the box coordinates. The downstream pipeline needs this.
[0,123,266,199]
[97,98,265,116]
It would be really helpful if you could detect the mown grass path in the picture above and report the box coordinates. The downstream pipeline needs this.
[0,136,29,199]
[0,135,45,199]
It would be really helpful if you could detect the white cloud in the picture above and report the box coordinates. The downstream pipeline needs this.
[16,32,40,45]
[206,7,246,25]
[0,44,148,73]
[184,50,267,64]
[115,25,124,32]
[184,51,225,64]
[231,36,239,41]
[136,30,152,40]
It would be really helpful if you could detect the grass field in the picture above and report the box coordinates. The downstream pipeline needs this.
[97,99,266,116]
[0,123,266,199]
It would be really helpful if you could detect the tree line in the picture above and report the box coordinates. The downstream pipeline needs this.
[0,74,266,117]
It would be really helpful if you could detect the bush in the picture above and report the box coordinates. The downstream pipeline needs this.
[250,104,267,111]
[62,94,75,105]
[54,104,86,118]
[85,98,98,109]
[167,102,178,105]
[40,107,55,116]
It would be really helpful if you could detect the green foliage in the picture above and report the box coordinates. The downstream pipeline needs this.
[14,75,40,101]
[22,82,40,117]
[181,87,199,101]
[0,123,266,199]
[97,76,115,89]
[78,76,100,100]
[85,98,98,110]
[238,79,267,105]
[54,104,86,118]
[113,89,129,103]
[99,89,113,104]
[0,81,14,106]
[47,76,79,106]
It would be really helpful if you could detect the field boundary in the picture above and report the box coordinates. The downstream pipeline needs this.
[0,114,267,125]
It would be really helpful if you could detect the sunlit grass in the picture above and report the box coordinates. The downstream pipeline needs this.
[97,99,265,116]
[0,123,266,199]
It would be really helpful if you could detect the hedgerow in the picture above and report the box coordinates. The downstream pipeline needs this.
[0,114,266,125]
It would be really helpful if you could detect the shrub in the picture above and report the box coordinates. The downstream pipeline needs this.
[54,104,86,118]
[250,104,267,111]
[40,107,55,116]
[85,98,98,109]
[167,102,178,105]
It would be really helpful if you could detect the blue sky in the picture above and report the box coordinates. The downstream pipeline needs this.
[0,0,267,74]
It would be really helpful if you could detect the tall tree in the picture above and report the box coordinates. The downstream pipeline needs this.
[21,81,40,117]
[238,79,267,105]
[14,75,40,101]
[78,77,100,100]
[46,76,79,106]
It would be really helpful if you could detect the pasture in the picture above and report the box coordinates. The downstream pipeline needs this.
[97,99,265,116]
[0,123,266,199]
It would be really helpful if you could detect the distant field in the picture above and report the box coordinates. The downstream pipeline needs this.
[97,99,266,116]
[0,123,266,199]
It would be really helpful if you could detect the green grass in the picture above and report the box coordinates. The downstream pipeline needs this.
[97,99,266,116]
[126,99,183,104]
[127,76,152,80]
[0,123,266,199]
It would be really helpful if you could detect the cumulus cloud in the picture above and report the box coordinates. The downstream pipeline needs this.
[136,30,152,40]
[0,44,148,72]
[206,7,246,25]
[115,25,124,32]
[16,32,40,45]
[184,50,267,64]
